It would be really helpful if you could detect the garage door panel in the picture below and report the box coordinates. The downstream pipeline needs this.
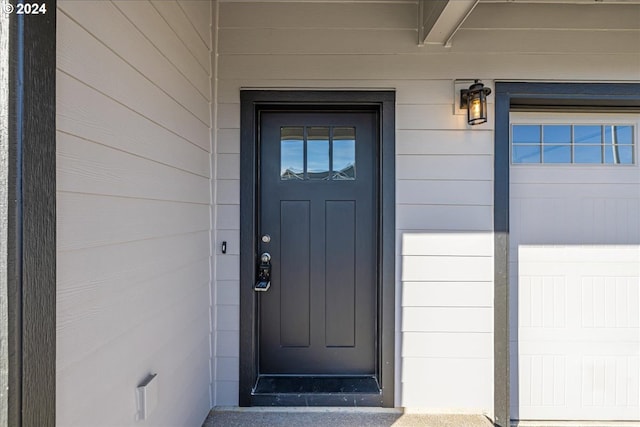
[584,198,640,244]
[523,404,640,422]
[519,261,640,277]
[514,246,640,263]
[511,197,640,248]
[518,274,568,329]
[511,182,640,198]
[518,353,640,420]
[510,112,639,422]
[580,354,640,411]
[514,355,637,418]
[519,340,640,354]
[518,354,569,410]
[581,276,639,329]
[516,246,640,421]
[511,167,640,185]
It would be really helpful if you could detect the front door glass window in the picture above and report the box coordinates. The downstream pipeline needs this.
[280,126,356,180]
[307,127,330,180]
[280,127,305,180]
[332,127,356,180]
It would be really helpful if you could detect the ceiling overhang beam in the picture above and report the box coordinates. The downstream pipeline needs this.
[419,0,479,47]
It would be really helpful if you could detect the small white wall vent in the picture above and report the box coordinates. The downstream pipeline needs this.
[136,373,158,422]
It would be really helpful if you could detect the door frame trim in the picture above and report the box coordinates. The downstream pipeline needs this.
[238,90,395,407]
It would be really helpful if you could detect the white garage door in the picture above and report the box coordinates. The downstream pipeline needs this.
[509,113,640,422]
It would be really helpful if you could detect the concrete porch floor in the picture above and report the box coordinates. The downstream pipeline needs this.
[202,407,495,427]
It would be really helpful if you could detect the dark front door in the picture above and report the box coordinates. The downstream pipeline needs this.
[258,110,378,377]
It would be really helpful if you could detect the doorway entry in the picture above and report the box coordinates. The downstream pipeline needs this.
[239,91,395,407]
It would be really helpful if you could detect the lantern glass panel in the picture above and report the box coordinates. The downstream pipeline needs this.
[468,91,487,125]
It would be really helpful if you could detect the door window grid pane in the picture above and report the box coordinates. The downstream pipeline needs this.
[605,144,634,165]
[280,127,305,180]
[333,127,356,180]
[281,126,357,180]
[307,127,330,180]
[512,145,541,164]
[511,124,635,165]
[512,125,541,144]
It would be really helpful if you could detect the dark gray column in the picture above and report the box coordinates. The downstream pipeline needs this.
[1,6,10,426]
[3,4,57,426]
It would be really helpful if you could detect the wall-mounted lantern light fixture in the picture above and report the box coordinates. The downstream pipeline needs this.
[460,80,492,125]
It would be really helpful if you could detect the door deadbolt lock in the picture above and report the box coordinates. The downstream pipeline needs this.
[254,252,271,292]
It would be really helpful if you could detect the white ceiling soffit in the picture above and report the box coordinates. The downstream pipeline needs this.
[419,0,479,47]
[419,0,640,46]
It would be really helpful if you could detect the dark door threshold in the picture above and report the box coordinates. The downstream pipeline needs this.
[251,375,383,407]
[255,375,380,394]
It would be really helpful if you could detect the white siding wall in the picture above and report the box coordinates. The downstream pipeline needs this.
[56,1,213,426]
[213,0,640,414]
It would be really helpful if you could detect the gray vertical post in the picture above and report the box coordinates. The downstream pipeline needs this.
[3,3,57,426]
[494,84,510,427]
[0,7,10,427]
[19,5,57,426]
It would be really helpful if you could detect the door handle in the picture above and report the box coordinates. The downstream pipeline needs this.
[254,252,271,292]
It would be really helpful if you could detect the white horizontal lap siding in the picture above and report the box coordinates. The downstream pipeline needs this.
[57,1,212,426]
[218,54,639,82]
[214,0,640,413]
[397,108,494,411]
[214,1,495,412]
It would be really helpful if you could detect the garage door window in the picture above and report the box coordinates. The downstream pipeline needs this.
[512,123,635,165]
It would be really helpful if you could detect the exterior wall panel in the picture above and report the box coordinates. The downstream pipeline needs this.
[214,1,494,412]
[56,1,213,425]
[47,0,640,420]
[217,54,638,81]
[214,0,640,415]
